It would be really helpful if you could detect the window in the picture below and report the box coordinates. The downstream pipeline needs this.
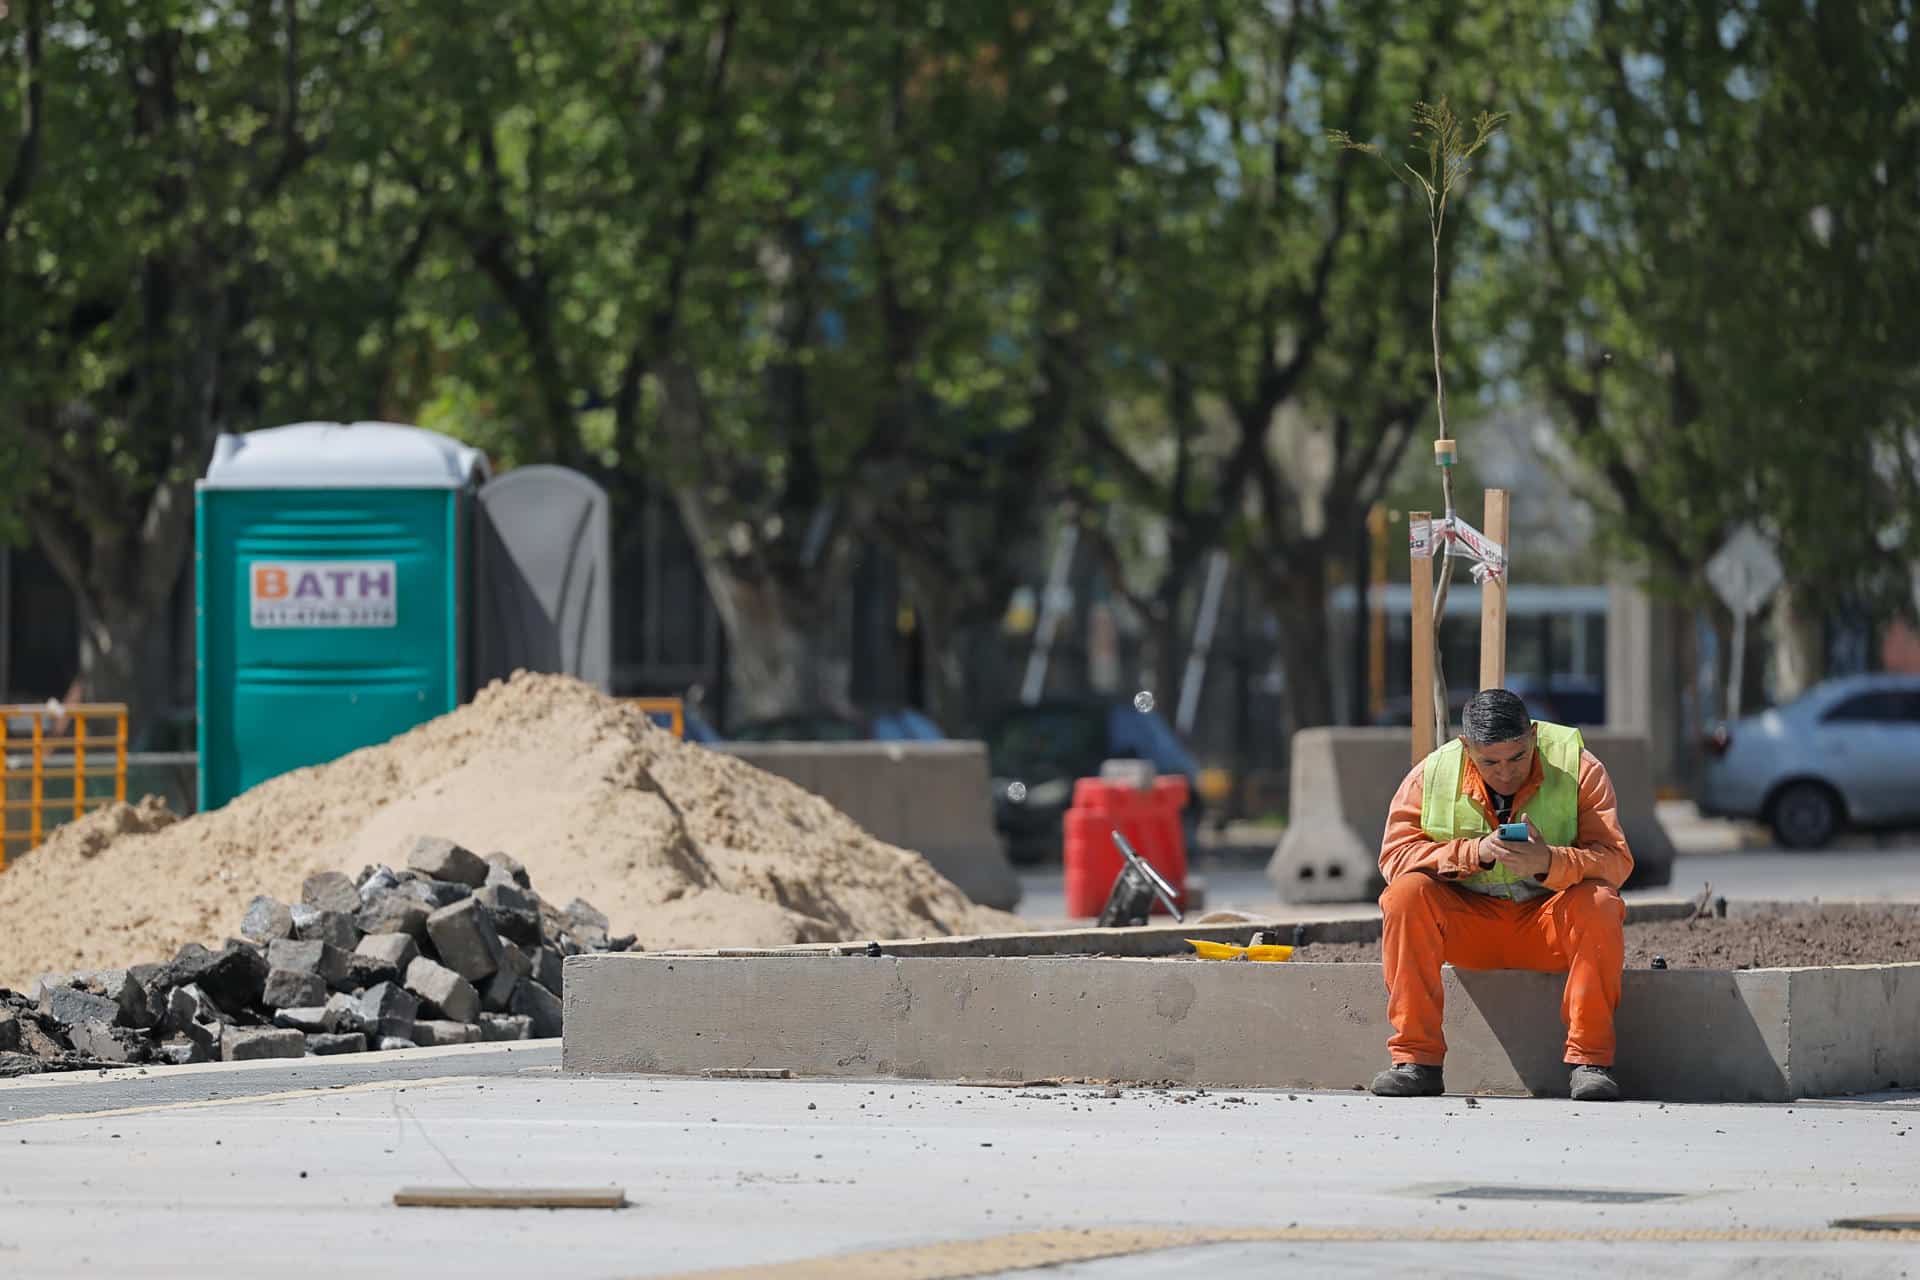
[986,708,1103,780]
[1822,692,1903,723]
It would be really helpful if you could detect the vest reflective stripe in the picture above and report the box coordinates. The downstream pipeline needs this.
[1419,722,1584,899]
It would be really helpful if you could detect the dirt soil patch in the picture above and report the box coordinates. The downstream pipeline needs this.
[0,673,1015,986]
[1293,903,1920,969]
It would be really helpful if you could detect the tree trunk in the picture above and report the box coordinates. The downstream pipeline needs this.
[1145,596,1182,714]
[649,358,848,723]
[705,571,851,722]
[70,584,176,736]
[912,595,963,731]
[1348,526,1372,726]
[27,452,200,740]
[1271,554,1336,732]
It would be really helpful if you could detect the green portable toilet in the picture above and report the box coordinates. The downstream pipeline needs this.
[195,422,490,811]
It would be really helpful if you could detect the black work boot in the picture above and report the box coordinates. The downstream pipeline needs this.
[1369,1063,1445,1097]
[1569,1064,1623,1102]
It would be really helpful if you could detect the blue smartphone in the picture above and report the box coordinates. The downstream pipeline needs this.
[1497,822,1531,842]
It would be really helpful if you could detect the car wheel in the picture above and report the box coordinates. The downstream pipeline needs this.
[1769,781,1840,850]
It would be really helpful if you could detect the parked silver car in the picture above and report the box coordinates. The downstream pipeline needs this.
[1698,674,1920,848]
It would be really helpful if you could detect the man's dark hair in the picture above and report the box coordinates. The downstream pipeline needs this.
[1462,689,1532,746]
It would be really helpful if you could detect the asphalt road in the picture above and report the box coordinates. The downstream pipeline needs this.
[2,1047,1917,1280]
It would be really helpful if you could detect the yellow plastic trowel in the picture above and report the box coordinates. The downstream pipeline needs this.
[1187,938,1294,962]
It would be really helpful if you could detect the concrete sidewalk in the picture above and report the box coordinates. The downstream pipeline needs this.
[2,1048,1916,1278]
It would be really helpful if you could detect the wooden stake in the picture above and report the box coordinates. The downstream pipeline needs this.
[1409,511,1436,764]
[1479,488,1510,692]
[1368,506,1388,723]
[394,1187,628,1209]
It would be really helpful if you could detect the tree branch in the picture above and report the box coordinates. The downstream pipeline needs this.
[1250,43,1376,414]
[1350,405,1422,510]
[1263,0,1307,194]
[25,505,91,604]
[1246,432,1291,557]
[649,0,738,351]
[1074,511,1161,629]
[1167,364,1195,526]
[611,346,647,459]
[460,120,578,461]
[27,413,125,543]
[365,211,437,418]
[1549,366,1692,573]
[256,0,313,197]
[772,220,821,518]
[0,0,44,247]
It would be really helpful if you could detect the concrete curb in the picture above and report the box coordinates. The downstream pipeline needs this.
[648,897,1697,960]
[562,950,1920,1102]
[563,901,1912,1103]
[0,1037,562,1091]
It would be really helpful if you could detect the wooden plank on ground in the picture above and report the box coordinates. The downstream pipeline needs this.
[394,1186,627,1209]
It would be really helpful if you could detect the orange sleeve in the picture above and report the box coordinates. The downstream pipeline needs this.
[1539,750,1635,891]
[1379,761,1490,883]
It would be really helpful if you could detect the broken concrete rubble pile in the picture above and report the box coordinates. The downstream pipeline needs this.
[0,836,632,1073]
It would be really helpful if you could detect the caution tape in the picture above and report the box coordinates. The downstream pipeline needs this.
[1408,514,1506,582]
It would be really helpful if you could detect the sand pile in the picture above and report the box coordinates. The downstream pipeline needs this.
[0,673,1014,986]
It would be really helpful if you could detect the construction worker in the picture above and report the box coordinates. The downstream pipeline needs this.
[1369,689,1632,1102]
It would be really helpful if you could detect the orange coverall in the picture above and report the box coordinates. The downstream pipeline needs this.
[1377,748,1634,1067]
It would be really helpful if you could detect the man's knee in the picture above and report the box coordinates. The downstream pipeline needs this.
[1559,880,1626,938]
[1380,872,1447,917]
[1562,880,1623,915]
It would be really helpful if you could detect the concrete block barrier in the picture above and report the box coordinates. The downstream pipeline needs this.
[718,740,1021,911]
[562,949,1920,1103]
[1265,728,1402,904]
[1581,731,1678,886]
[1266,727,1676,903]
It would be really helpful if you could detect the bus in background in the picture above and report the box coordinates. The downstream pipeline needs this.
[1327,583,1610,727]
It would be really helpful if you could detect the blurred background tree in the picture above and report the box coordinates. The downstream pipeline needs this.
[0,0,405,723]
[1490,0,1920,692]
[4,0,1914,730]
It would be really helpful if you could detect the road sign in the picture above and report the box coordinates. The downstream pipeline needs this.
[1706,525,1783,618]
[1706,524,1784,724]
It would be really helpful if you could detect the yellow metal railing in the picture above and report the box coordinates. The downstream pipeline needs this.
[1,703,129,870]
[620,697,686,739]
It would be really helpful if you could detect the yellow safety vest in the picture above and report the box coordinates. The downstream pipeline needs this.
[1419,721,1584,900]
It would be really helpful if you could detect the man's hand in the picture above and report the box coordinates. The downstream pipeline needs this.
[1488,812,1553,881]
